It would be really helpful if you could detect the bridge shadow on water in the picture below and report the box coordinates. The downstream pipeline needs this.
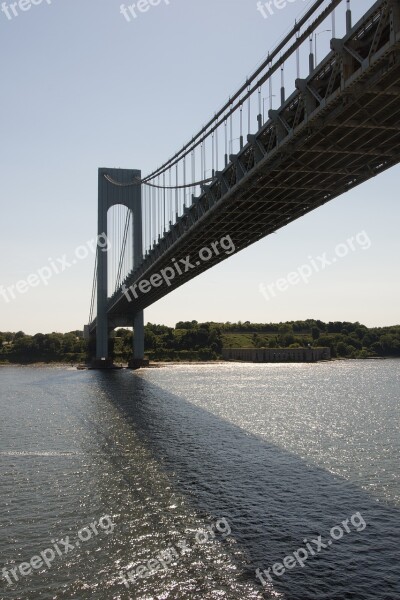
[95,371,399,600]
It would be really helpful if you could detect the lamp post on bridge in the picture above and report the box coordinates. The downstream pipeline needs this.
[314,29,332,66]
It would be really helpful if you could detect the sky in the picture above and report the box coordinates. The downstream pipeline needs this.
[0,0,398,334]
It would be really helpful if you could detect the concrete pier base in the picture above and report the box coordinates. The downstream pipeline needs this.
[128,358,149,370]
[90,358,121,370]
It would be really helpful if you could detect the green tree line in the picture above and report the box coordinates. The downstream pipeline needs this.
[1,320,399,363]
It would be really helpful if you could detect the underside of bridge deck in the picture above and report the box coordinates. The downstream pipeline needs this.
[89,0,400,333]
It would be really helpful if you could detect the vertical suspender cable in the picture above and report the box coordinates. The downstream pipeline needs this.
[116,205,119,290]
[240,103,243,150]
[163,172,166,232]
[118,205,120,291]
[247,83,251,135]
[148,185,151,251]
[229,109,233,155]
[169,168,172,225]
[269,61,273,111]
[201,141,204,181]
[151,185,154,245]
[192,150,195,199]
[111,209,114,293]
[152,179,155,244]
[224,119,228,166]
[346,0,351,33]
[212,131,215,177]
[183,156,186,207]
[175,163,178,217]
[215,126,218,173]
[89,249,98,324]
[204,138,206,181]
[142,190,144,256]
[158,175,161,239]
[309,34,314,73]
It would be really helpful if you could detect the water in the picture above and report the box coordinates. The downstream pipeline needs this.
[0,360,399,599]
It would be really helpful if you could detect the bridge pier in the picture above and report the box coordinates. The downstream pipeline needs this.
[91,167,143,369]
[128,310,148,369]
[134,311,144,360]
[95,171,109,363]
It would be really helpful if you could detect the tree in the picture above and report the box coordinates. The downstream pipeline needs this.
[311,326,320,341]
[380,334,400,355]
[336,342,349,356]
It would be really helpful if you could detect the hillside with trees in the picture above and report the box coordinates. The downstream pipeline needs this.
[1,320,399,364]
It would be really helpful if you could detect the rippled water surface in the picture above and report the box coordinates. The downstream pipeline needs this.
[0,360,399,599]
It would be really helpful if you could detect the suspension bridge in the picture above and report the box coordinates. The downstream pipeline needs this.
[86,0,400,367]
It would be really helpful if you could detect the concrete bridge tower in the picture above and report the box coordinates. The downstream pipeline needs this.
[91,167,144,368]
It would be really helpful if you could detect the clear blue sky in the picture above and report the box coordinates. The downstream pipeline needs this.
[0,0,398,334]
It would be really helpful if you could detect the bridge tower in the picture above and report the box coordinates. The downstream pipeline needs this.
[92,167,144,368]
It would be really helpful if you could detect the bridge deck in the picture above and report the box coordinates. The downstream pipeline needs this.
[91,0,400,331]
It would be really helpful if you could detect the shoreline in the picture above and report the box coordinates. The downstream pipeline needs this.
[0,361,227,369]
[0,357,392,369]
